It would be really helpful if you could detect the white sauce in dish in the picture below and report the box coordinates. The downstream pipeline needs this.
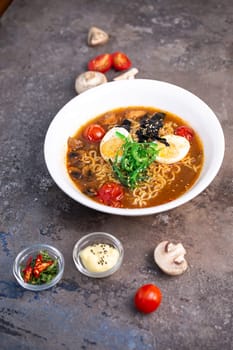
[79,243,119,273]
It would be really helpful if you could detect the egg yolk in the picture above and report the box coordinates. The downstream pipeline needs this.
[156,134,190,164]
[158,143,178,158]
[101,137,124,160]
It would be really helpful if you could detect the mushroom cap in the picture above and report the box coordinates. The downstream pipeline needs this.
[75,71,107,94]
[87,26,109,46]
[154,241,188,276]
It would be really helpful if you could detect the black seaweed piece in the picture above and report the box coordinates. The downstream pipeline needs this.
[136,112,169,145]
[139,113,150,123]
[155,136,170,146]
[151,112,166,121]
[120,119,131,132]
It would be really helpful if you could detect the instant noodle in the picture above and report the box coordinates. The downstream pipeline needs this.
[66,107,204,209]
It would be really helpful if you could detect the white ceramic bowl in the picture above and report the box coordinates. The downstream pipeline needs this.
[44,79,225,216]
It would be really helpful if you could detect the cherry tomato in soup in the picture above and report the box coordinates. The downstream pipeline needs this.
[175,126,194,142]
[83,124,106,142]
[111,52,132,71]
[88,53,112,73]
[97,182,124,207]
[134,284,162,314]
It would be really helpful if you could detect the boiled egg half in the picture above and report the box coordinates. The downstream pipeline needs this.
[156,134,190,164]
[100,127,129,162]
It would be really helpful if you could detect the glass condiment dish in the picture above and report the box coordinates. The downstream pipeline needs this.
[73,232,124,278]
[13,243,65,291]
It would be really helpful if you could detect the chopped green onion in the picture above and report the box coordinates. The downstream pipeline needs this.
[111,133,159,188]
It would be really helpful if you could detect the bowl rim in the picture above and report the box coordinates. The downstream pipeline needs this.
[73,232,124,278]
[44,79,225,216]
[13,243,65,291]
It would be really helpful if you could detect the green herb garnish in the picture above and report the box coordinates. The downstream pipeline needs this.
[111,132,159,188]
[21,250,59,285]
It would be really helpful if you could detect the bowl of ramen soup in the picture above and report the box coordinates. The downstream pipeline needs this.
[44,79,225,216]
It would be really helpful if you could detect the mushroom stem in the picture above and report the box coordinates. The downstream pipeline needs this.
[165,242,186,256]
[113,68,139,81]
[174,255,185,264]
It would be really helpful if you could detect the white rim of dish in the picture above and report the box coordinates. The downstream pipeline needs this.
[44,79,225,216]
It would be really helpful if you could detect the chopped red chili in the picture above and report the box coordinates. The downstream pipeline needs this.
[33,261,53,278]
[21,251,58,285]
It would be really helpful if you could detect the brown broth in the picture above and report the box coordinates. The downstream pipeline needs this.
[66,107,204,208]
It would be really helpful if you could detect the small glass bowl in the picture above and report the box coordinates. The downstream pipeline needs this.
[73,232,124,278]
[13,243,65,291]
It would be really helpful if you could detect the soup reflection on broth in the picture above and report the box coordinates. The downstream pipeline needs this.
[66,107,204,208]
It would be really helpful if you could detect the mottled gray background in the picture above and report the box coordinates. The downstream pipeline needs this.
[0,1,232,349]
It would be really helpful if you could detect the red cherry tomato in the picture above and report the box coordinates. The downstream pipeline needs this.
[83,124,106,142]
[134,284,162,314]
[88,53,112,73]
[111,52,132,71]
[175,126,194,142]
[97,182,124,207]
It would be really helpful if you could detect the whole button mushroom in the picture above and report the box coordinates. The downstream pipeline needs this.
[87,26,109,46]
[154,241,188,276]
[75,71,107,94]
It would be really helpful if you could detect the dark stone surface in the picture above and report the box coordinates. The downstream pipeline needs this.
[0,1,232,349]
